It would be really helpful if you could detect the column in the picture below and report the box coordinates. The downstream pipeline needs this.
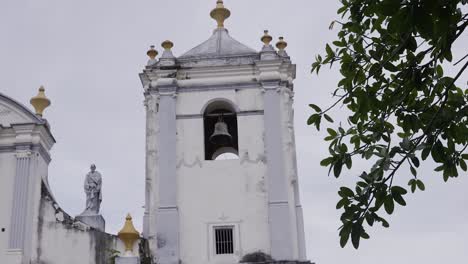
[156,85,179,264]
[8,148,32,251]
[263,82,294,260]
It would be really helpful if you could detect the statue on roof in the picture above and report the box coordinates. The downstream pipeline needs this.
[82,164,103,215]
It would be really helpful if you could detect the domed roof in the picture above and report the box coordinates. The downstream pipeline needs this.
[178,0,257,61]
[179,28,257,59]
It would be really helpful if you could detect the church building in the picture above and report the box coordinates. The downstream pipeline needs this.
[0,1,310,264]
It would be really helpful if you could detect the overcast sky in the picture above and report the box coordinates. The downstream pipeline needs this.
[1,1,467,263]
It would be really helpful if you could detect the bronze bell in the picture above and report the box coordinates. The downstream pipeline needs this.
[209,117,232,145]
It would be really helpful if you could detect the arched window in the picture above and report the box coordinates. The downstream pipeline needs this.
[203,100,239,160]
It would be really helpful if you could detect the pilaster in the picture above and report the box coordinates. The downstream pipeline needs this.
[143,93,159,239]
[8,147,32,251]
[154,80,180,264]
[262,80,295,260]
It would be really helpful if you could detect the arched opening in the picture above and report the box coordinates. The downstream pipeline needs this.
[203,100,239,160]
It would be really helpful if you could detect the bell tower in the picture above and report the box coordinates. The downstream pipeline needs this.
[139,2,307,264]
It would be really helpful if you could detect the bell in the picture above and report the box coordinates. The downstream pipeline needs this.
[209,118,232,145]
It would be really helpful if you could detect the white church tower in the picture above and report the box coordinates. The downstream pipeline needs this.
[139,1,307,263]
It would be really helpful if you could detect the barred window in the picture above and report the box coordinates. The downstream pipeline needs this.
[214,227,234,255]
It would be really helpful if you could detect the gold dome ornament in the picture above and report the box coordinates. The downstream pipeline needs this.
[30,86,51,117]
[147,45,158,60]
[261,30,273,46]
[117,214,140,256]
[161,40,174,51]
[276,37,288,51]
[210,0,231,28]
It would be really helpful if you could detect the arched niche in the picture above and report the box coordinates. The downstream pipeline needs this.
[203,99,239,160]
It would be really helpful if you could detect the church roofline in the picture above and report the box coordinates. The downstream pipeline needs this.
[0,92,56,143]
[0,92,43,123]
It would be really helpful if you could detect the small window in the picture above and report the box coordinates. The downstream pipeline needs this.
[214,227,234,255]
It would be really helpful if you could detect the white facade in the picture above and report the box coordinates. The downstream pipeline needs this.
[0,93,55,264]
[0,93,133,264]
[140,6,307,264]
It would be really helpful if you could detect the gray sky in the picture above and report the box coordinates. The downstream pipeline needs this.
[1,1,467,263]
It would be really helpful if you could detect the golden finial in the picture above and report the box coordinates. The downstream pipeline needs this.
[261,30,273,46]
[147,45,158,59]
[30,86,51,117]
[276,37,288,51]
[210,0,231,28]
[161,40,174,51]
[117,214,140,255]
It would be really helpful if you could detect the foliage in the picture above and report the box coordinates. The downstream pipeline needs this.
[240,251,274,263]
[107,249,120,264]
[139,239,154,264]
[309,0,468,249]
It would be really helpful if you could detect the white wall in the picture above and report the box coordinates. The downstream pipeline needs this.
[31,184,135,264]
[0,94,137,264]
[176,88,270,264]
[0,152,16,263]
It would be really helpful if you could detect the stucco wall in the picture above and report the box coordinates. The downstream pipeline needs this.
[1,93,143,264]
[0,152,16,262]
[176,88,270,264]
[31,182,139,264]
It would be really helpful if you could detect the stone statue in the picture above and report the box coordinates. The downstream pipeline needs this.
[83,164,102,215]
[76,164,105,231]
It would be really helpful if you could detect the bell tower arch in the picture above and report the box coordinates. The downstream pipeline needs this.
[139,2,307,264]
[202,99,239,160]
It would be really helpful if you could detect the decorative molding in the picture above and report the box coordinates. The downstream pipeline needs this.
[176,156,203,168]
[0,143,51,164]
[176,110,264,120]
[177,83,261,93]
[240,151,266,165]
[0,107,12,116]
[15,149,32,158]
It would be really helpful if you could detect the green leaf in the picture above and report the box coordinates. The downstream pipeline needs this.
[384,196,395,215]
[334,160,343,178]
[365,214,375,226]
[340,230,350,248]
[416,180,425,191]
[324,114,334,123]
[351,224,361,249]
[337,5,347,14]
[333,40,346,47]
[422,147,431,161]
[392,193,407,206]
[411,157,420,168]
[340,187,354,197]
[461,160,467,172]
[391,186,408,195]
[320,157,334,166]
[408,179,417,193]
[339,223,351,248]
[410,166,417,177]
[431,141,445,163]
[336,198,348,209]
[327,128,338,137]
[378,0,401,16]
[436,65,444,78]
[326,44,334,56]
[309,104,322,113]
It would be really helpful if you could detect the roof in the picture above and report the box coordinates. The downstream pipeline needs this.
[178,28,258,60]
[0,92,55,143]
[0,92,43,125]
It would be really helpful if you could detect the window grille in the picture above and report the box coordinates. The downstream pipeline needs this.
[214,227,234,255]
